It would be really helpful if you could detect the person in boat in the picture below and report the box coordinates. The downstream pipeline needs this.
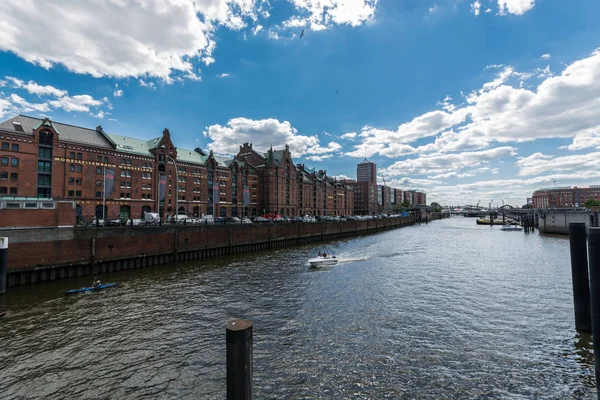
[92,277,101,288]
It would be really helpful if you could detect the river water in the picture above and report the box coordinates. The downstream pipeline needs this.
[0,217,595,399]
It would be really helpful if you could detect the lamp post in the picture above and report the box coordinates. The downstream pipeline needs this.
[166,155,178,220]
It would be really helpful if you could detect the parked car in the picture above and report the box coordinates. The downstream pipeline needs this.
[254,216,272,224]
[226,217,241,224]
[291,216,303,222]
[214,217,226,224]
[241,217,252,224]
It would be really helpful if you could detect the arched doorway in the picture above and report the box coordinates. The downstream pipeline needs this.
[141,206,151,219]
[95,205,107,220]
[76,204,83,224]
[220,206,226,217]
[178,206,186,216]
[119,205,131,220]
[251,208,257,216]
[232,207,238,217]
[193,206,200,218]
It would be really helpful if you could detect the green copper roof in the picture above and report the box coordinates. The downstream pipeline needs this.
[176,148,208,165]
[107,133,160,156]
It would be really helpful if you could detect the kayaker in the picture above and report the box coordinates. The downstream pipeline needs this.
[92,277,101,288]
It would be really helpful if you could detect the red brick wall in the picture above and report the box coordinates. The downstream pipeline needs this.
[0,201,75,228]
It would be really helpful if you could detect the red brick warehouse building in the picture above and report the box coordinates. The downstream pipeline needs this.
[0,115,354,222]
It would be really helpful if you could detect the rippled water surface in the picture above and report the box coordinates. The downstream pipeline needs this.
[0,218,595,399]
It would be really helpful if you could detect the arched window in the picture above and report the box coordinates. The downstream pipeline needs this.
[141,206,151,219]
[95,205,107,220]
[178,206,186,216]
[193,206,200,218]
[119,205,131,220]
[76,204,83,224]
[232,206,238,217]
[251,208,257,216]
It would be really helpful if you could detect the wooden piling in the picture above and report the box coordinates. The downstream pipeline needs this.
[569,223,592,332]
[0,237,7,295]
[227,319,253,400]
[586,228,600,397]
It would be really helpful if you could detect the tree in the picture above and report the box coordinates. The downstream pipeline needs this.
[401,200,411,208]
[430,202,442,212]
[584,198,600,208]
[522,203,533,209]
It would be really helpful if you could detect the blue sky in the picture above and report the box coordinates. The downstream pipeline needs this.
[1,0,600,206]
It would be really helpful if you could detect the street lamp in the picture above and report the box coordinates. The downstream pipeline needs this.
[166,155,178,220]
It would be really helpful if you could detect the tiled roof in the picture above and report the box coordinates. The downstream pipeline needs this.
[0,115,113,149]
[106,133,160,157]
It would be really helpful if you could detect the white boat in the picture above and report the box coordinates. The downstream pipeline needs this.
[308,255,338,267]
[501,224,523,231]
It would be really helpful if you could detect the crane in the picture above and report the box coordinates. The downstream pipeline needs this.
[381,174,386,186]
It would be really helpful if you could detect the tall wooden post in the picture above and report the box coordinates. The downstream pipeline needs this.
[587,228,600,397]
[227,319,253,400]
[0,237,7,294]
[569,223,591,332]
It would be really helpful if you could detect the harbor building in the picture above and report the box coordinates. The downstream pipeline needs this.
[0,115,355,223]
[532,186,600,208]
[356,159,377,184]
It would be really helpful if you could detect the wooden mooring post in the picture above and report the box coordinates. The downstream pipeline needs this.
[227,319,253,400]
[569,223,592,332]
[0,237,7,295]
[587,228,600,398]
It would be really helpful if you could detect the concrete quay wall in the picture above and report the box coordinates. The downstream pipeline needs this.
[1,216,417,288]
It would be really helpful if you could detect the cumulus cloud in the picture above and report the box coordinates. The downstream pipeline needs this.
[113,84,123,97]
[382,146,517,177]
[471,0,482,16]
[497,0,535,15]
[516,152,600,176]
[204,117,341,160]
[541,53,551,60]
[283,0,378,31]
[340,132,357,140]
[349,48,600,157]
[0,76,108,118]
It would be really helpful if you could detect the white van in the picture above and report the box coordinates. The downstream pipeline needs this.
[144,212,161,225]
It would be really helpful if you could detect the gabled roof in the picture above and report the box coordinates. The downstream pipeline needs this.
[0,115,114,149]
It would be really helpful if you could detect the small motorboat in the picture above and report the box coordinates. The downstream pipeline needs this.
[64,282,119,295]
[308,254,338,267]
[0,311,7,318]
[501,224,523,231]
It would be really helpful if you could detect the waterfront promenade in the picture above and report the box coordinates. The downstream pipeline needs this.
[0,217,593,398]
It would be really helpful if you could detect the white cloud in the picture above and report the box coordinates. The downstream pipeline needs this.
[283,0,378,30]
[429,5,438,13]
[0,0,264,83]
[497,0,535,16]
[516,152,600,176]
[205,117,321,157]
[5,76,68,97]
[485,8,492,13]
[340,132,357,140]
[218,73,231,78]
[91,110,105,119]
[268,30,280,40]
[382,147,517,177]
[253,25,264,35]
[305,154,333,162]
[332,174,353,180]
[0,76,108,118]
[471,1,481,16]
[139,79,155,89]
[349,48,600,157]
[541,54,551,60]
[113,84,123,97]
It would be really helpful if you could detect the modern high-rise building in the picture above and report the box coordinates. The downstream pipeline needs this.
[356,159,377,184]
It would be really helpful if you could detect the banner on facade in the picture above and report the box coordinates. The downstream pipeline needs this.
[213,180,219,203]
[104,168,115,199]
[243,185,250,206]
[158,173,167,201]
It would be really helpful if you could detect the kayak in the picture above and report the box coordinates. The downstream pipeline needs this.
[64,282,119,295]
[0,311,6,318]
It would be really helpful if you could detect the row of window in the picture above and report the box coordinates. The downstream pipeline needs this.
[1,142,19,152]
[1,157,18,166]
[0,187,17,195]
[68,177,82,185]
[0,172,17,180]
[69,164,83,173]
